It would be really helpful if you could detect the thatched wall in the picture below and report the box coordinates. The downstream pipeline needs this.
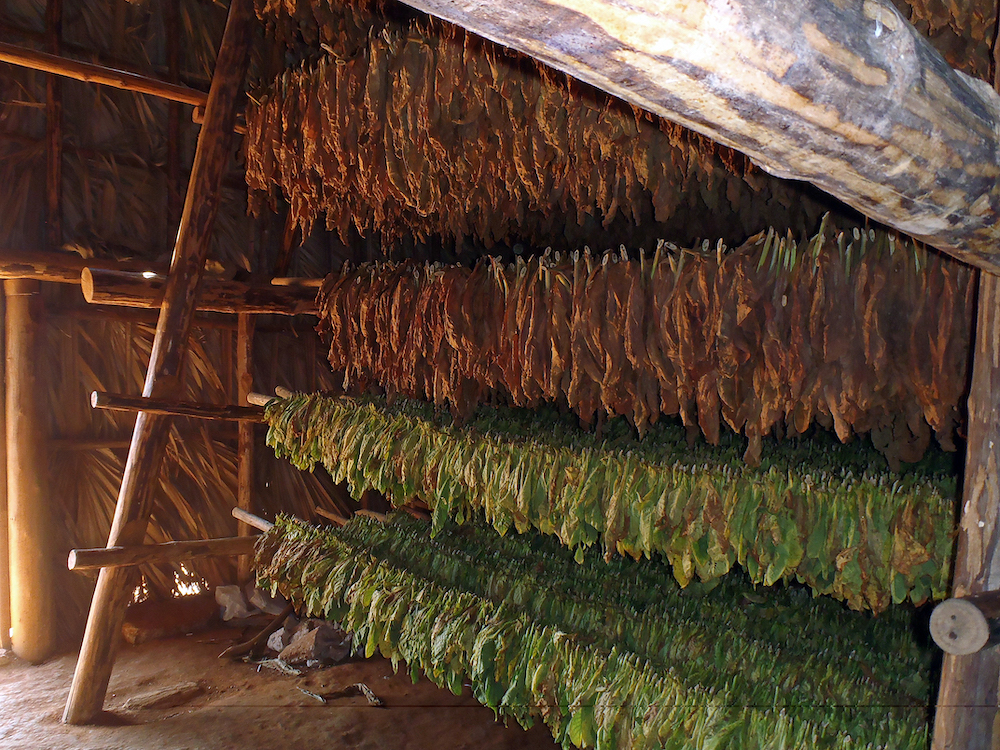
[1,0,995,646]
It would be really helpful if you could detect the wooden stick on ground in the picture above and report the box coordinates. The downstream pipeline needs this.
[218,602,294,660]
[62,0,254,725]
[90,391,265,422]
[68,537,258,571]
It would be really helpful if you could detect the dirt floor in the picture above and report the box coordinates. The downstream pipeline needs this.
[0,628,559,750]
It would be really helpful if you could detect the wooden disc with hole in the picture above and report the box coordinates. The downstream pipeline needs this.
[930,599,991,655]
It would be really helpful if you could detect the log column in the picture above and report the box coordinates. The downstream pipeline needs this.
[932,272,1000,748]
[236,312,254,582]
[62,0,253,724]
[5,279,55,663]
[0,288,9,651]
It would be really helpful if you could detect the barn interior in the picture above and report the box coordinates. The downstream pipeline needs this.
[1,0,999,747]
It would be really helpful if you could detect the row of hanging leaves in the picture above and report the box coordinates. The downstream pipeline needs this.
[264,392,956,612]
[315,220,973,469]
[246,0,832,249]
[256,513,933,749]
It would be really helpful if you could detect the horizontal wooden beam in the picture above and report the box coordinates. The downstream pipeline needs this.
[68,536,257,571]
[91,391,265,422]
[396,0,1000,272]
[0,247,167,284]
[0,41,208,107]
[81,268,319,315]
[232,507,272,532]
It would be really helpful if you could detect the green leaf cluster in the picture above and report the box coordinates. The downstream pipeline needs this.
[255,513,933,750]
[265,393,957,612]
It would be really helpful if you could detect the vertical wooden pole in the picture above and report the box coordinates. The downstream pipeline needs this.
[932,272,1000,749]
[236,312,254,582]
[0,288,10,651]
[62,0,254,725]
[45,0,62,248]
[5,280,55,663]
[165,0,182,229]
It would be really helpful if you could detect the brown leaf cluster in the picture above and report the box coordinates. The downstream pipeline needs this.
[245,6,830,250]
[317,226,973,467]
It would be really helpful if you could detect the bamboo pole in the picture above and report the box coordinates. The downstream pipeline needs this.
[5,280,55,663]
[0,41,208,107]
[68,537,257,571]
[63,0,254,724]
[0,288,9,651]
[90,391,265,422]
[236,313,255,581]
[81,268,319,315]
[932,273,1000,748]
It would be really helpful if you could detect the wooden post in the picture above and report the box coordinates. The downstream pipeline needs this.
[81,268,319,315]
[5,279,56,663]
[62,0,254,725]
[68,537,258,571]
[932,273,1000,748]
[0,287,9,651]
[0,41,207,107]
[237,313,255,581]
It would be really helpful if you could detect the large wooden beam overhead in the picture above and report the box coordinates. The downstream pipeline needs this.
[62,0,254,724]
[396,0,1000,273]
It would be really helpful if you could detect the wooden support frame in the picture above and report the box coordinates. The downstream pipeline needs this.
[0,41,208,107]
[68,537,257,571]
[90,391,265,422]
[81,268,319,315]
[63,0,254,724]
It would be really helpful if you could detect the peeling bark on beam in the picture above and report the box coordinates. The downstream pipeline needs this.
[0,41,208,107]
[62,0,254,725]
[395,0,1000,272]
[81,268,318,315]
